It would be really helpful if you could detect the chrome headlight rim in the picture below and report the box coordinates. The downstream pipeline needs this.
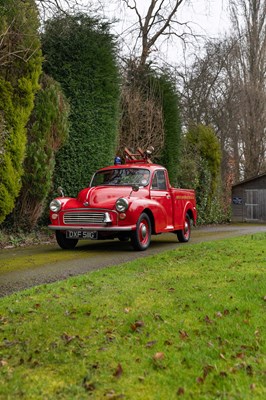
[50,199,62,213]
[116,197,129,212]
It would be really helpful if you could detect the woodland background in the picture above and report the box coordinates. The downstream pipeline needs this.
[0,0,265,232]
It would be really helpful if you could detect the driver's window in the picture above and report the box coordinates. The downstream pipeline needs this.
[152,170,166,190]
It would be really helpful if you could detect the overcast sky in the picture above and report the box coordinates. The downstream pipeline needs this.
[110,0,230,36]
[63,0,231,65]
[95,0,231,64]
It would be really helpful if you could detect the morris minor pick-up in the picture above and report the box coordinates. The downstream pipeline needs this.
[49,148,197,251]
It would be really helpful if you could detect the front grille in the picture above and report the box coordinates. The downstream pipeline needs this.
[63,212,106,225]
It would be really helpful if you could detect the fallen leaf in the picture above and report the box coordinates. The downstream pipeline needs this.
[204,315,213,324]
[105,390,125,399]
[3,339,19,347]
[177,387,185,395]
[145,340,157,348]
[98,347,108,352]
[203,364,214,378]
[131,320,144,331]
[215,311,223,318]
[154,314,164,321]
[179,330,189,340]
[61,332,76,343]
[124,308,130,313]
[220,353,226,360]
[105,331,116,342]
[113,363,123,378]
[84,311,91,316]
[196,376,204,384]
[153,352,165,361]
[236,352,245,359]
[0,360,8,367]
[82,377,96,392]
[246,365,253,376]
[0,315,8,325]
[220,371,227,377]
[250,383,256,390]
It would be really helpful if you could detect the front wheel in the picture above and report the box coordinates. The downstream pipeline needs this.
[177,214,191,243]
[131,213,151,251]
[55,231,78,249]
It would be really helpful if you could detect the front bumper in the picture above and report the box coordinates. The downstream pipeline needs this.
[48,225,136,232]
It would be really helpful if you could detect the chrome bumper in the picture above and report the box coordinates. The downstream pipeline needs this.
[48,225,136,232]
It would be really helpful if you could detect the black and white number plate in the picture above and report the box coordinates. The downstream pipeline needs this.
[66,231,98,240]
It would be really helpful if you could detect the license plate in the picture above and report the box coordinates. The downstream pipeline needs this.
[66,231,98,240]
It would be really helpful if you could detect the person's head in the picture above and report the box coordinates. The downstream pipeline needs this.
[140,170,149,185]
[114,156,122,165]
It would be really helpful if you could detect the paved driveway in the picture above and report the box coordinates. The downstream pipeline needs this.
[1,223,266,297]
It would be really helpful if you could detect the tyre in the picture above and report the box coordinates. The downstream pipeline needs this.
[177,213,191,242]
[131,212,151,251]
[55,231,78,249]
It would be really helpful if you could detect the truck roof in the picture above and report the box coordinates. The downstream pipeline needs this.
[98,162,166,172]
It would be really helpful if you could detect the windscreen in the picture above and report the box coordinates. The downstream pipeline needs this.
[91,168,150,187]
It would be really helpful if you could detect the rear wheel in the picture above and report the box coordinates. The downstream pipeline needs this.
[131,213,151,251]
[177,213,191,242]
[55,231,78,249]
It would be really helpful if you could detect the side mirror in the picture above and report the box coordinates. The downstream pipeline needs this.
[58,186,64,197]
[132,184,139,192]
[129,184,139,198]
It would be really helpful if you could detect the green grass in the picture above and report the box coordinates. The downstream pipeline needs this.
[0,234,266,399]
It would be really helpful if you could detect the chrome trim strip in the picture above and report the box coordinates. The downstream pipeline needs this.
[48,225,135,232]
[62,208,117,213]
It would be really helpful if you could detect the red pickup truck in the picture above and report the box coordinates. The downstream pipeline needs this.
[49,148,197,251]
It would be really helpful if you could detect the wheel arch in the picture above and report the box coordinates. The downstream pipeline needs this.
[142,208,155,234]
[185,203,196,226]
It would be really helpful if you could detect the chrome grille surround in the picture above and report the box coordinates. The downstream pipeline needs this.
[63,211,108,225]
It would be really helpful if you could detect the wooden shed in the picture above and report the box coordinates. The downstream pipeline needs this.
[231,173,266,222]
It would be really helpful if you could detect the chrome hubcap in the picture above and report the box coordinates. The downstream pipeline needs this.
[141,224,147,239]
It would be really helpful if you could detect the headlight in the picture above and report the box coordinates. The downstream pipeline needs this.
[116,198,129,212]
[50,199,62,212]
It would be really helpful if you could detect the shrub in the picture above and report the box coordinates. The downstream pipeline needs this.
[12,74,70,231]
[0,0,42,224]
[42,13,120,196]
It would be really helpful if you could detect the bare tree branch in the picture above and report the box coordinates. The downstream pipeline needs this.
[120,0,189,67]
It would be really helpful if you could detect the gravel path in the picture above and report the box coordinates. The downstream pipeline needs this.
[1,223,266,297]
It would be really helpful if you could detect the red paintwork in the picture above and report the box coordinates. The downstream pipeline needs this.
[48,161,197,248]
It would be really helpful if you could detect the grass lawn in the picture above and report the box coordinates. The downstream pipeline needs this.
[0,234,265,399]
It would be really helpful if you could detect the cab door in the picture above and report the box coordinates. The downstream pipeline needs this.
[150,170,173,229]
